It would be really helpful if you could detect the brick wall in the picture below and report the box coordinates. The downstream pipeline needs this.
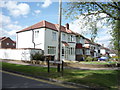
[1,38,16,48]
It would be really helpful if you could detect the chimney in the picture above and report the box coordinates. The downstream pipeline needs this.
[66,23,69,29]
[102,44,104,47]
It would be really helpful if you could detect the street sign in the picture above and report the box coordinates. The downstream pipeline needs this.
[49,61,62,64]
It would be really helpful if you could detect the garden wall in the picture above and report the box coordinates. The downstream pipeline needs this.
[0,48,42,61]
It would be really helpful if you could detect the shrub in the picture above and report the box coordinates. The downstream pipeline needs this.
[31,52,44,61]
[111,56,119,61]
[93,57,98,61]
[85,56,93,62]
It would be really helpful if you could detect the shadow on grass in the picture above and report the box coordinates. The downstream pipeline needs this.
[65,70,120,89]
[2,62,120,89]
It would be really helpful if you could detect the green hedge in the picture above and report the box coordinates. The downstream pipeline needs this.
[31,52,44,61]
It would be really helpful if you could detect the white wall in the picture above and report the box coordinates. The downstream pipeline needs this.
[34,28,45,50]
[100,49,106,55]
[17,28,45,50]
[0,48,42,61]
[17,30,33,48]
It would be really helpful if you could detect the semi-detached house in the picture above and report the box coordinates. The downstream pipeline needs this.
[16,20,77,61]
[16,20,110,61]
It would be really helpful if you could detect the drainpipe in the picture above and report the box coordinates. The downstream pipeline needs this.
[32,29,35,48]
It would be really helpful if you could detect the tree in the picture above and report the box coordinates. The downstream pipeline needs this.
[64,1,120,59]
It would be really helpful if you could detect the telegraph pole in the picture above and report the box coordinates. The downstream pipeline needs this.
[57,0,62,72]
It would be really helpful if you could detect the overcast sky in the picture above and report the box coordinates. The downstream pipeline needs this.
[0,0,112,47]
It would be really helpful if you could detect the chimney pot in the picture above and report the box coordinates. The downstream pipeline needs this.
[66,23,69,29]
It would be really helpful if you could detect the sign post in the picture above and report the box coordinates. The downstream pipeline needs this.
[47,60,50,73]
[47,60,64,76]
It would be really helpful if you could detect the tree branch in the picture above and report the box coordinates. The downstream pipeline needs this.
[95,2,120,20]
[108,3,120,10]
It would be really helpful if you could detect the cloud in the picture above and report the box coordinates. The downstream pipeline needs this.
[36,3,40,7]
[0,13,11,25]
[0,14,25,37]
[1,1,30,17]
[41,0,52,8]
[34,10,41,14]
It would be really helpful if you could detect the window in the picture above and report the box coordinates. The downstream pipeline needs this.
[68,48,70,55]
[76,49,83,55]
[48,46,56,54]
[13,43,15,46]
[6,43,9,45]
[71,35,73,42]
[68,35,70,42]
[35,30,39,38]
[71,47,72,55]
[52,32,57,41]
[62,33,66,41]
[62,47,64,56]
[69,47,75,55]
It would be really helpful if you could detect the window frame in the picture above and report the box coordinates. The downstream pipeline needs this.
[48,46,56,54]
[52,32,57,41]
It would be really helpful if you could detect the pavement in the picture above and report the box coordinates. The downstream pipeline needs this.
[0,59,120,70]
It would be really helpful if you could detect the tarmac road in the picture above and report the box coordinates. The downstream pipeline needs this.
[1,70,77,89]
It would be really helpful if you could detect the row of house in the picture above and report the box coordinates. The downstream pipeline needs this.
[14,20,111,61]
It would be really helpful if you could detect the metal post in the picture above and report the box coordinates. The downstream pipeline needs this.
[47,60,50,73]
[57,0,62,72]
[62,61,64,76]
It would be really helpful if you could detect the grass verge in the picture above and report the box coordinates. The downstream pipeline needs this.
[1,62,120,89]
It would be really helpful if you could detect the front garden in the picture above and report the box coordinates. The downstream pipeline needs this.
[1,62,119,89]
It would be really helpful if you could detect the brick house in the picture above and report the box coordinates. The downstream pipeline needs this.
[0,37,16,48]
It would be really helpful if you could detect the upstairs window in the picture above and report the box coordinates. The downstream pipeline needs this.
[35,30,39,38]
[13,43,15,46]
[62,33,66,41]
[68,35,70,42]
[6,43,9,46]
[52,32,57,41]
[71,35,73,42]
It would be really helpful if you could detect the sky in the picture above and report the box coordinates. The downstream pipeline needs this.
[0,0,112,47]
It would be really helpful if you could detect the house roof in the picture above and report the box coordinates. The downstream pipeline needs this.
[0,37,16,43]
[0,37,7,41]
[84,38,93,44]
[100,46,110,51]
[62,41,69,46]
[16,20,77,35]
[0,37,6,41]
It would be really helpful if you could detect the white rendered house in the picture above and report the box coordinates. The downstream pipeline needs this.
[16,20,77,61]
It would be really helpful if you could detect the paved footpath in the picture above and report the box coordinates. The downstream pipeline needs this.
[1,59,120,70]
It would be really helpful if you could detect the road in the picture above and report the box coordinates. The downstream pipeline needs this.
[2,70,77,89]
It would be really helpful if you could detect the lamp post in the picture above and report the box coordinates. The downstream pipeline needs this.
[57,0,62,72]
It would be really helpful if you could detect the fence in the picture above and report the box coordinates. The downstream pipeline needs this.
[0,48,42,61]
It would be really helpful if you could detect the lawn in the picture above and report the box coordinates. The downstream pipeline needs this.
[1,62,120,89]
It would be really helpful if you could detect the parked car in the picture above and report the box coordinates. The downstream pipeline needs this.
[98,56,108,61]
